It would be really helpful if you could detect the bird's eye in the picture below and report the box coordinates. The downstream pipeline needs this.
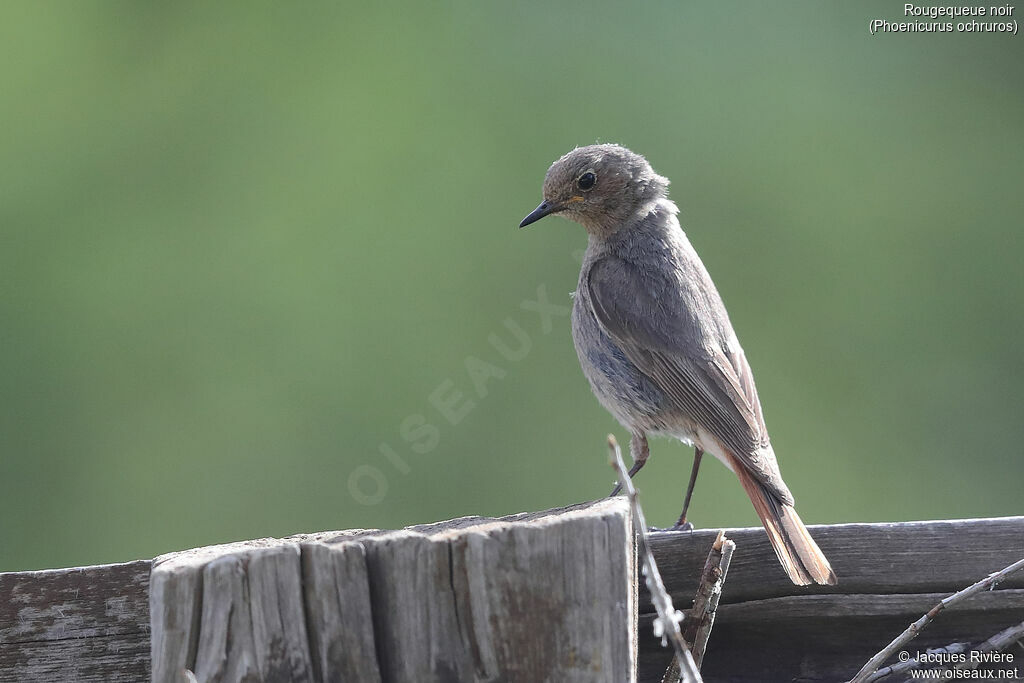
[577,172,596,191]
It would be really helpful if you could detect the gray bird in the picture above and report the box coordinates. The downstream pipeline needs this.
[520,144,836,586]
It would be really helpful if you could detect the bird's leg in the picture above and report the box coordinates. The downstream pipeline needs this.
[673,447,703,530]
[609,432,649,496]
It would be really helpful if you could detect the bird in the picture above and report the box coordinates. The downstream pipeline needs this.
[519,143,836,586]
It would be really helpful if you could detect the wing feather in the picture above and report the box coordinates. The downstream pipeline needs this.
[586,255,788,499]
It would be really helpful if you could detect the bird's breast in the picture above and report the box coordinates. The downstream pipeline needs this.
[570,285,667,431]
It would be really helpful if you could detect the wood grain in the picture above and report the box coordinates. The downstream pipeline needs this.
[150,497,635,682]
[645,517,1024,609]
[0,560,151,683]
[300,541,381,682]
[637,517,1024,682]
[639,591,1024,682]
[3,511,1022,682]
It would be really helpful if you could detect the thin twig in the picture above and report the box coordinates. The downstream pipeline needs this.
[608,434,702,683]
[891,621,1024,682]
[967,619,1024,661]
[927,619,1024,679]
[863,642,969,682]
[660,659,680,683]
[659,651,702,683]
[661,534,734,683]
[683,530,736,667]
[849,556,1024,683]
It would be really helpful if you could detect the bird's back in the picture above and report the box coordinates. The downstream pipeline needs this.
[573,200,791,499]
[572,200,740,428]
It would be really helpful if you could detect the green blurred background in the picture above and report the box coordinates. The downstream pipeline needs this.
[2,3,1022,571]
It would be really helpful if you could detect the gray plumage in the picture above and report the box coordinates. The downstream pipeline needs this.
[520,144,835,586]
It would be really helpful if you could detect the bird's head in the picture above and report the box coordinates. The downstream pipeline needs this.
[519,144,669,235]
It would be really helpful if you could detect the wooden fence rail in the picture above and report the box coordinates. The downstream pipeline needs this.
[2,502,1022,682]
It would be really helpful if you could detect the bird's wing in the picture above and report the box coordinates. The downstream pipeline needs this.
[586,254,790,501]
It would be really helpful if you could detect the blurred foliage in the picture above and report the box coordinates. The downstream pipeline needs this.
[1,3,1021,571]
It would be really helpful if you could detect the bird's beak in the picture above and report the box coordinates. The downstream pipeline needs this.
[519,199,561,228]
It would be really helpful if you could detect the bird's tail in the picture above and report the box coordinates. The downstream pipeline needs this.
[731,456,837,586]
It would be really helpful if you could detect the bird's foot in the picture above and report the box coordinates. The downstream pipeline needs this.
[646,521,695,532]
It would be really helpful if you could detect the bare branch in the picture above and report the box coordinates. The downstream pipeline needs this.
[659,651,703,683]
[863,642,969,682]
[683,531,736,668]
[969,619,1024,659]
[608,434,702,683]
[849,556,1024,683]
[661,532,734,683]
[886,621,1024,682]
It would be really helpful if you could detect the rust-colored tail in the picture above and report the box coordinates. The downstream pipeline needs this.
[732,456,837,586]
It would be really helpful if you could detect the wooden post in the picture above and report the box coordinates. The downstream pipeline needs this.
[149,498,636,683]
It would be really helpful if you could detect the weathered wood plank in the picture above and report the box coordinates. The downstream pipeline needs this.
[0,633,150,683]
[351,499,636,681]
[711,589,1024,620]
[444,502,635,680]
[639,590,1024,682]
[194,544,313,683]
[300,541,381,682]
[645,517,1024,609]
[636,518,1024,683]
[150,497,635,683]
[0,560,151,683]
[150,539,292,683]
[359,530,466,680]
